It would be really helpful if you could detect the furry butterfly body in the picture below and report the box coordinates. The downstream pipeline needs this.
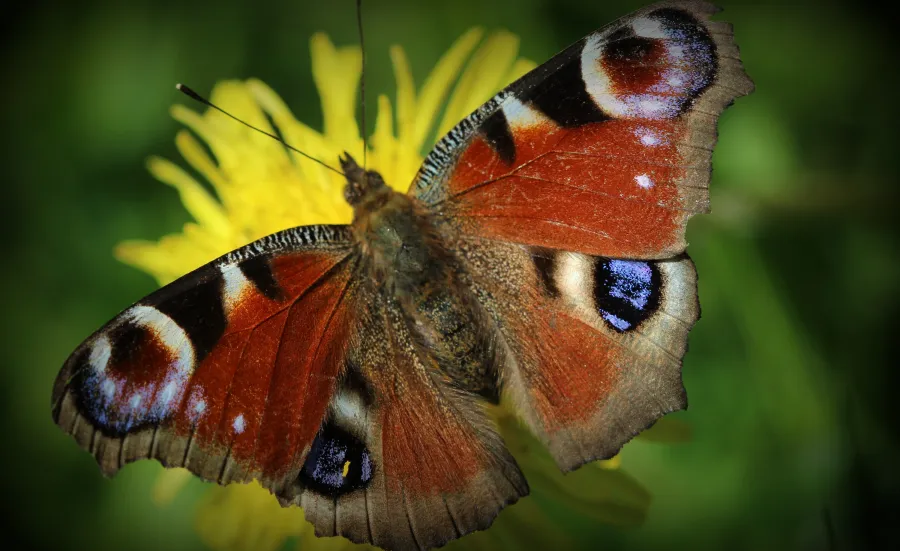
[52,2,752,549]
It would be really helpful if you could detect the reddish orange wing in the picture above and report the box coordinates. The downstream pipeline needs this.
[51,224,529,551]
[413,1,751,470]
[461,239,700,470]
[52,225,357,488]
[413,1,752,258]
[292,292,527,550]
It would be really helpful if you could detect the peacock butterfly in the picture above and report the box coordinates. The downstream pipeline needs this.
[51,1,753,549]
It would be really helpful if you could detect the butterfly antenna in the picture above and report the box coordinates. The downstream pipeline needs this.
[356,0,368,169]
[175,83,344,177]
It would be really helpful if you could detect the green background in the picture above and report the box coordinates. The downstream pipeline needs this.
[2,0,896,549]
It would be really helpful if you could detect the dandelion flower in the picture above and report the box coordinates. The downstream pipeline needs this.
[124,29,681,551]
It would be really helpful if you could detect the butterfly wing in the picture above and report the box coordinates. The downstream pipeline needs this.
[53,223,527,549]
[52,225,359,491]
[460,237,698,470]
[412,1,753,259]
[275,287,527,550]
[411,2,750,470]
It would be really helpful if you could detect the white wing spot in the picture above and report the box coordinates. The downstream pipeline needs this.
[641,133,659,146]
[124,305,195,377]
[220,263,251,316]
[637,98,667,117]
[100,378,117,401]
[634,126,667,147]
[555,253,597,314]
[129,393,142,409]
[635,174,654,189]
[233,414,246,434]
[89,334,112,374]
[501,96,547,129]
[159,381,177,407]
[632,16,667,39]
[333,391,364,421]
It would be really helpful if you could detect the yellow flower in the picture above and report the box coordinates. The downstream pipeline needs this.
[127,29,679,551]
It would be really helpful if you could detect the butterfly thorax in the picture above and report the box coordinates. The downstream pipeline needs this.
[341,154,498,398]
[345,174,436,289]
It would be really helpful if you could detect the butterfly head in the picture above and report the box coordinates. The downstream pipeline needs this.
[340,153,387,207]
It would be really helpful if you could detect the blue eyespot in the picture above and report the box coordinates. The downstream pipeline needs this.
[593,259,661,332]
[299,422,373,496]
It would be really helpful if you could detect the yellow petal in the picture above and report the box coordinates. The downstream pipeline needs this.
[412,27,484,151]
[389,45,416,145]
[195,482,307,551]
[115,230,224,286]
[311,33,362,156]
[370,94,397,183]
[246,78,346,198]
[174,130,232,212]
[598,454,622,470]
[505,57,538,84]
[146,156,231,238]
[437,30,520,137]
[152,467,193,506]
[115,239,190,286]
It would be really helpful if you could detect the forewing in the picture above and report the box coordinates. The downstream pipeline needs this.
[412,1,752,258]
[280,290,527,550]
[52,225,358,493]
[459,236,698,471]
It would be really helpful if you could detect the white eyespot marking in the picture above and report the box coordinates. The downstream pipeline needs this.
[641,134,659,146]
[159,381,177,407]
[124,305,196,378]
[186,388,206,423]
[632,16,667,39]
[100,378,117,401]
[333,391,364,422]
[582,36,681,120]
[233,414,246,434]
[634,125,667,147]
[637,98,667,117]
[635,174,654,189]
[118,305,196,421]
[583,15,714,120]
[554,252,596,314]
[501,96,548,129]
[220,263,251,316]
[78,306,201,432]
[89,334,112,374]
[581,34,619,116]
[331,388,370,437]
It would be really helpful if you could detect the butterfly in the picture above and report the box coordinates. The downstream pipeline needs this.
[52,1,752,549]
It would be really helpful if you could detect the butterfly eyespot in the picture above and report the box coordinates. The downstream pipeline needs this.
[70,309,196,436]
[593,259,662,332]
[299,422,373,496]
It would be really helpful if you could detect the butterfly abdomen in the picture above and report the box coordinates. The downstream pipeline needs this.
[404,285,499,400]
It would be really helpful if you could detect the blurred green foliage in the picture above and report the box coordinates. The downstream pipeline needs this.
[2,0,897,549]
